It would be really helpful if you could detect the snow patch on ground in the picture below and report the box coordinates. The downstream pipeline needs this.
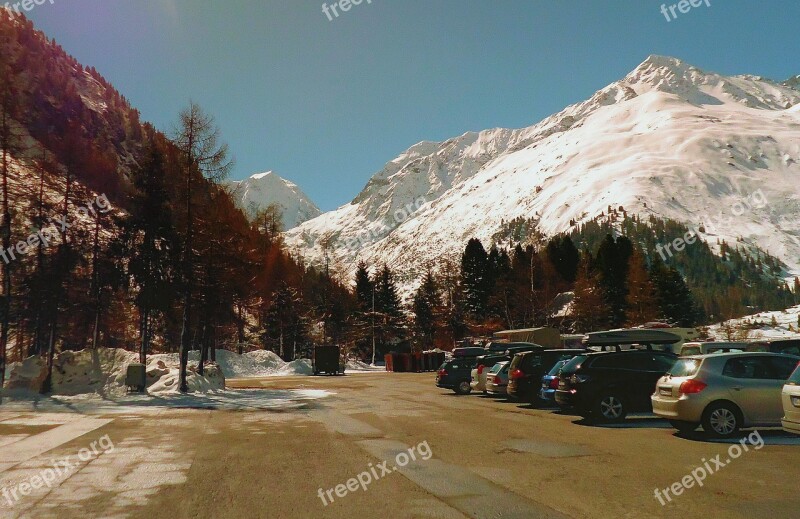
[709,305,800,340]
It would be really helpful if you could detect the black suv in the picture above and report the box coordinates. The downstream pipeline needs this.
[554,350,677,422]
[436,358,478,394]
[507,349,588,403]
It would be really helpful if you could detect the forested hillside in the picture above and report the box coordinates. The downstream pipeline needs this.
[0,11,354,392]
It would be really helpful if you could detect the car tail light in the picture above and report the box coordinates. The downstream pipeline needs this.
[477,365,484,375]
[438,369,447,377]
[510,369,524,380]
[679,379,707,394]
[549,378,559,389]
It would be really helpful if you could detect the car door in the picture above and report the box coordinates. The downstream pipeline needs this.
[605,353,649,409]
[722,356,781,424]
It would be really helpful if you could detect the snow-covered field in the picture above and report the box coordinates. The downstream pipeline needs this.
[709,304,800,340]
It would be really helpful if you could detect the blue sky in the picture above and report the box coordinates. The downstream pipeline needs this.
[25,0,800,210]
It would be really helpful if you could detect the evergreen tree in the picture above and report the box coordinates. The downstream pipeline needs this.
[412,270,441,350]
[354,261,373,313]
[461,238,490,319]
[546,235,580,284]
[595,234,633,327]
[650,259,699,327]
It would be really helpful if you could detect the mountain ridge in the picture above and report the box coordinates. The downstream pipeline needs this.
[285,55,800,288]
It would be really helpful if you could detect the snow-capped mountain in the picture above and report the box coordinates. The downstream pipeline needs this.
[285,55,800,286]
[229,171,321,229]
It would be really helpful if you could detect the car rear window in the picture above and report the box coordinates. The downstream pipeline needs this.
[489,362,506,374]
[548,360,568,376]
[561,355,587,373]
[669,359,701,377]
[789,364,800,384]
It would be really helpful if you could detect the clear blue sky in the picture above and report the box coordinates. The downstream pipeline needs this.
[25,0,800,210]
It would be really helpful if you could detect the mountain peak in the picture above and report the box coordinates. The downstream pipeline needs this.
[229,171,320,229]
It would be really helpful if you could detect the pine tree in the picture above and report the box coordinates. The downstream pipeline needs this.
[354,261,373,313]
[412,270,441,350]
[461,238,490,319]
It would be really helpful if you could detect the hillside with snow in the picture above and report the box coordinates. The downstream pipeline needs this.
[285,56,800,288]
[229,171,321,229]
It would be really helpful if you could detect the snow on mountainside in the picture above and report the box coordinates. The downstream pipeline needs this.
[285,56,800,288]
[229,171,321,229]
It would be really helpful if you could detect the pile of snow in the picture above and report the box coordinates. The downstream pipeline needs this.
[709,305,800,340]
[276,358,314,376]
[3,348,225,397]
[212,349,285,378]
[345,360,385,372]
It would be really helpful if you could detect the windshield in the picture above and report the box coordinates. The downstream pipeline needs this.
[669,359,701,377]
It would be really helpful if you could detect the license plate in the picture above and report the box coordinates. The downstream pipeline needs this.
[660,388,672,396]
[793,396,800,407]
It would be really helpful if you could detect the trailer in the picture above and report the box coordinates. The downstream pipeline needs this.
[313,345,343,375]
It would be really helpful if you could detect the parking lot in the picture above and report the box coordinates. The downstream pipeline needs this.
[3,372,797,518]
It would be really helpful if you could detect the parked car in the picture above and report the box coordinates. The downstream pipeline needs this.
[679,341,748,357]
[452,347,488,358]
[555,350,677,422]
[485,361,510,396]
[539,359,570,406]
[507,349,587,403]
[504,343,545,357]
[782,362,800,435]
[747,338,800,356]
[436,358,478,395]
[651,352,800,437]
[470,354,509,393]
[486,341,511,353]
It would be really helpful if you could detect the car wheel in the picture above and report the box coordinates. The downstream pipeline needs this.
[669,420,698,433]
[593,394,627,422]
[702,402,741,438]
[454,381,472,395]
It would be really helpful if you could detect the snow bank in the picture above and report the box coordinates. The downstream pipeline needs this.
[277,359,314,376]
[4,348,224,396]
[213,349,284,377]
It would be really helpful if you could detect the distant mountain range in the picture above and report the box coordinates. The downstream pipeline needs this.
[228,171,321,229]
[284,55,800,288]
